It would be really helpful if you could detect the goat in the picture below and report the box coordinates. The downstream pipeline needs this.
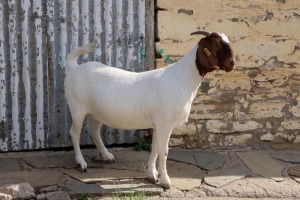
[64,31,235,189]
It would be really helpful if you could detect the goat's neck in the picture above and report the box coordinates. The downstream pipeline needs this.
[171,45,203,96]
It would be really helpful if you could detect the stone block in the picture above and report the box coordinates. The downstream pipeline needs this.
[157,0,219,13]
[189,112,233,120]
[255,21,299,38]
[281,120,300,130]
[274,132,294,142]
[290,104,300,118]
[157,11,198,41]
[155,58,165,69]
[253,69,292,88]
[206,120,262,133]
[225,134,253,145]
[260,133,274,141]
[294,135,300,143]
[156,40,197,58]
[36,193,46,200]
[0,183,35,200]
[249,102,286,119]
[46,191,71,200]
[169,137,184,146]
[216,73,252,91]
[39,186,58,193]
[173,123,197,136]
[0,193,12,200]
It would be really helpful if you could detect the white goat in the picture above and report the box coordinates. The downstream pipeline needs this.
[64,31,235,189]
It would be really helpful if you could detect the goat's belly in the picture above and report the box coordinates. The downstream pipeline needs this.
[90,110,154,130]
[93,116,153,129]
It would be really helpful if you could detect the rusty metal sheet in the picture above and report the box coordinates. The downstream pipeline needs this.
[0,0,150,151]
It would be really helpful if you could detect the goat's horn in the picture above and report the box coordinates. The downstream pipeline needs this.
[190,31,212,36]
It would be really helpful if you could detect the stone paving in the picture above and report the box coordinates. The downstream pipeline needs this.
[0,147,299,199]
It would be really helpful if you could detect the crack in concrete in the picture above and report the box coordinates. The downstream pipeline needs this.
[250,180,270,198]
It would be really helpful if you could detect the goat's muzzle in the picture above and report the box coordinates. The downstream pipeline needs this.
[223,58,235,72]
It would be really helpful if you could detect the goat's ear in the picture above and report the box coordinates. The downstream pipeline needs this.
[197,39,219,71]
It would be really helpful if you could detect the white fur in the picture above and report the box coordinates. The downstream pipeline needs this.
[219,32,230,43]
[65,43,203,189]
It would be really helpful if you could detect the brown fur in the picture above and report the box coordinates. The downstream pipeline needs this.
[195,32,235,77]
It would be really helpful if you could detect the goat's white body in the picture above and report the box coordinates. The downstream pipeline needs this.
[65,44,202,189]
[65,46,202,130]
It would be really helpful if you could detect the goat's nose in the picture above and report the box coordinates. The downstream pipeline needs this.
[230,61,235,66]
[230,59,235,67]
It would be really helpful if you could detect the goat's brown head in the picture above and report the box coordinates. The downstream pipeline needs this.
[191,31,235,77]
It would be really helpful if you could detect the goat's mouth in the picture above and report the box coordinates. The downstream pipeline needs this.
[222,64,234,72]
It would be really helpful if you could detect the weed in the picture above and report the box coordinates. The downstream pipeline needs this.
[134,134,151,152]
[77,193,94,200]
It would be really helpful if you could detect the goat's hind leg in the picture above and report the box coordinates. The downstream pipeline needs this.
[70,113,87,172]
[89,117,114,163]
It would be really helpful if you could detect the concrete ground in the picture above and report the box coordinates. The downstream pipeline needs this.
[0,147,299,199]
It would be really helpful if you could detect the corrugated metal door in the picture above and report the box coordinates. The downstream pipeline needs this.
[0,0,154,151]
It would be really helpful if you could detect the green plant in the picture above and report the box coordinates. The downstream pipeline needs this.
[112,181,147,200]
[77,193,94,200]
[134,134,151,152]
[112,191,146,200]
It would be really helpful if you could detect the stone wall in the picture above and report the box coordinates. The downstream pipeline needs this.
[156,0,300,148]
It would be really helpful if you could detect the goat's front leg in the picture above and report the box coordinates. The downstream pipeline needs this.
[156,126,173,189]
[147,129,158,183]
[89,117,114,163]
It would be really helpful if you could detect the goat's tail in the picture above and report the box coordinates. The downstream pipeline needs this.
[66,42,94,72]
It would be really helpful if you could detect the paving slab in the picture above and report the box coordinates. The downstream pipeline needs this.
[64,180,162,196]
[100,150,150,172]
[22,154,77,169]
[272,143,300,150]
[270,153,300,164]
[202,178,300,198]
[0,170,64,187]
[168,151,225,171]
[288,165,300,183]
[288,165,300,177]
[236,151,284,182]
[101,182,163,195]
[63,168,145,183]
[0,158,21,173]
[204,165,251,188]
[63,184,105,194]
[167,162,206,190]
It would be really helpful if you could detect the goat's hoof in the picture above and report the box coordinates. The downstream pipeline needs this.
[101,152,115,164]
[146,177,158,184]
[77,164,87,173]
[160,176,171,189]
[104,159,114,164]
[161,183,171,190]
[82,168,87,173]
